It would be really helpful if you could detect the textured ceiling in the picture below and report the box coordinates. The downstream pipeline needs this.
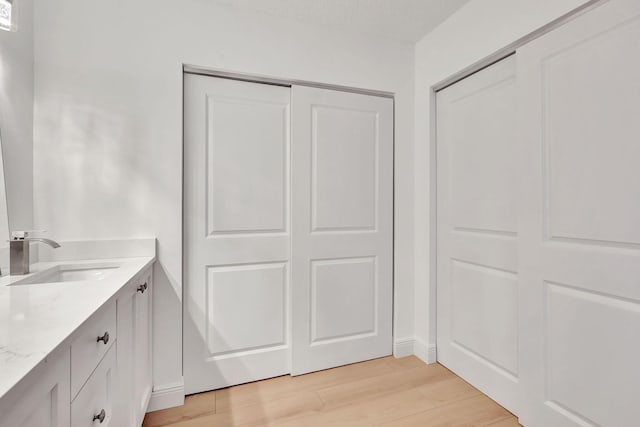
[211,0,470,43]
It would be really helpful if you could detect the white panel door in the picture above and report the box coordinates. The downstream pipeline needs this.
[436,56,521,413]
[291,86,393,375]
[184,75,291,394]
[517,1,640,426]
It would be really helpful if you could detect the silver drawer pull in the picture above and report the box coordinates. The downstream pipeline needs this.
[137,282,148,293]
[96,332,110,345]
[93,408,106,423]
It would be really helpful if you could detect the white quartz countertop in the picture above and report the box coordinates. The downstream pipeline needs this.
[0,256,155,400]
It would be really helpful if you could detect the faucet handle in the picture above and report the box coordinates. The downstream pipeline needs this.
[11,230,47,240]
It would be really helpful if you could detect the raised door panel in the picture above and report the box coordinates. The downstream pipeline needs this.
[544,283,640,425]
[542,17,640,247]
[450,260,518,377]
[517,1,640,425]
[311,106,377,232]
[448,76,518,235]
[310,257,376,343]
[206,96,288,235]
[205,262,286,355]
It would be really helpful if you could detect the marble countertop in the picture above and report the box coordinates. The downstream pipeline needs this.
[0,256,155,400]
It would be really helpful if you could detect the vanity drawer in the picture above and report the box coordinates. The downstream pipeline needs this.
[71,302,116,397]
[72,345,116,427]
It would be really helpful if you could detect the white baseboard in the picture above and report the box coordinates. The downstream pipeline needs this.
[414,339,437,364]
[393,338,436,364]
[393,338,416,358]
[147,379,185,412]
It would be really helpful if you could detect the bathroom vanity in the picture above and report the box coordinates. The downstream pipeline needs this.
[0,250,155,427]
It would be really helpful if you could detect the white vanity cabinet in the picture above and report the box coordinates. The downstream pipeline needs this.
[0,263,154,427]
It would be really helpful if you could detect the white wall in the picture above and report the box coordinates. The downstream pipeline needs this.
[413,0,594,360]
[0,0,33,232]
[33,0,415,398]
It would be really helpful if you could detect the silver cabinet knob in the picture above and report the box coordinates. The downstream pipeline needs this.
[137,282,148,293]
[93,408,106,423]
[97,332,110,345]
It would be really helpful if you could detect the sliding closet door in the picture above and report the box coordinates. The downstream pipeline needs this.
[183,75,291,394]
[517,1,640,425]
[436,56,521,413]
[291,86,393,375]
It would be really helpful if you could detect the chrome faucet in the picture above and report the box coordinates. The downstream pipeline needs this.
[10,231,61,275]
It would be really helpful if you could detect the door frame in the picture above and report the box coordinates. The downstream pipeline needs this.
[428,0,606,357]
[181,67,397,380]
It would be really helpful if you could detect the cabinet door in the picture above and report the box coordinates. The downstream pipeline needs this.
[0,350,71,427]
[71,346,116,427]
[133,268,153,425]
[114,282,137,427]
[71,303,116,398]
[115,266,153,427]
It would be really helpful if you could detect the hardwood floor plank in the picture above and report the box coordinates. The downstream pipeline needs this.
[215,357,396,413]
[143,392,215,427]
[270,388,444,427]
[316,363,450,410]
[375,394,512,427]
[485,417,521,427]
[143,357,519,427]
[417,375,481,405]
[271,368,484,426]
[386,355,427,371]
[168,391,323,427]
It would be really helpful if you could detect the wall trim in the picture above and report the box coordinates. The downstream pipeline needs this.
[393,338,416,358]
[183,64,395,99]
[393,337,436,364]
[414,339,437,364]
[147,379,185,412]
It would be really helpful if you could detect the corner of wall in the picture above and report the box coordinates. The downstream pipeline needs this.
[413,338,437,364]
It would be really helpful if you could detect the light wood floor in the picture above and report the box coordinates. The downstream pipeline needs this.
[143,356,519,427]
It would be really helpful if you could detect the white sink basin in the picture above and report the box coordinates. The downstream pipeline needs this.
[10,263,122,285]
